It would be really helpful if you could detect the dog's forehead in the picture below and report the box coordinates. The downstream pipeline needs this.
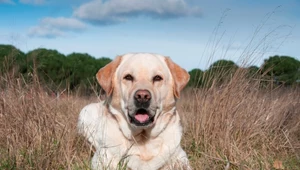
[117,53,169,74]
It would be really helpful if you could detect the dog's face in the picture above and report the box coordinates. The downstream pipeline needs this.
[96,53,189,130]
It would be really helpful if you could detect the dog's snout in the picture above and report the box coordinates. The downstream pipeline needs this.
[134,90,151,103]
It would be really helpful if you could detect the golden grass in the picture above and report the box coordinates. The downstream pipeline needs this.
[0,69,299,170]
[179,70,300,169]
[0,76,93,169]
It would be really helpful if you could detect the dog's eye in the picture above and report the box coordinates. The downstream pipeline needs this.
[153,75,163,82]
[124,74,134,81]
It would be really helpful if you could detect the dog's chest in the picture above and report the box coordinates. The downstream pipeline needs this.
[129,137,163,161]
[106,133,164,162]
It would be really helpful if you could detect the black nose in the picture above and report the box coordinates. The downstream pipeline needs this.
[134,90,151,107]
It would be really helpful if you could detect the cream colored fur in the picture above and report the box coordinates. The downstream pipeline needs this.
[78,53,191,170]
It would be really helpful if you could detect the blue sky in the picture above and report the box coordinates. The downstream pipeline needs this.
[0,0,299,71]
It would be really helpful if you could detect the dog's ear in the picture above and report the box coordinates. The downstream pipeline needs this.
[96,56,122,96]
[165,57,190,98]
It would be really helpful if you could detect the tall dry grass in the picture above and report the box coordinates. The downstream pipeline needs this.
[1,66,299,170]
[179,69,300,169]
[0,74,94,169]
[1,8,299,170]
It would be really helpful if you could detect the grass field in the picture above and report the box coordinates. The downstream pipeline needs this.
[0,68,299,170]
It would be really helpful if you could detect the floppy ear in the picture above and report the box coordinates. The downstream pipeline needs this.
[96,56,122,96]
[165,57,190,98]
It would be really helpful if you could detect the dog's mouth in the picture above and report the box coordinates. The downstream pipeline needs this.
[129,108,154,126]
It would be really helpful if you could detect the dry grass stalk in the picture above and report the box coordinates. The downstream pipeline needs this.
[0,67,299,169]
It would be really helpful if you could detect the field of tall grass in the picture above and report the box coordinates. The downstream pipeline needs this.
[0,65,299,169]
[1,14,300,168]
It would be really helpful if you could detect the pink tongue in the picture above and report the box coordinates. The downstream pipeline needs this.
[135,114,149,123]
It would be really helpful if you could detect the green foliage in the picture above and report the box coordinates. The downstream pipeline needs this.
[0,44,26,74]
[187,60,239,88]
[188,68,204,87]
[0,45,112,95]
[1,44,300,92]
[204,60,238,86]
[25,48,68,90]
[247,66,259,75]
[262,55,300,85]
[245,65,260,80]
[65,53,111,93]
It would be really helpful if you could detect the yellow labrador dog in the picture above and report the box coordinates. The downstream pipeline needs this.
[78,53,191,170]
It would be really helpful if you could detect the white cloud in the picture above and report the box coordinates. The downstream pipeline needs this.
[41,17,87,31]
[28,17,87,38]
[28,27,63,38]
[73,0,201,25]
[19,0,45,5]
[0,0,15,4]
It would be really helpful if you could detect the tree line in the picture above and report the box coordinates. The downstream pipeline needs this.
[0,44,111,95]
[0,44,299,95]
[188,56,300,88]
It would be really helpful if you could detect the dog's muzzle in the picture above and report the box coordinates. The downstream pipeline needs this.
[129,89,154,126]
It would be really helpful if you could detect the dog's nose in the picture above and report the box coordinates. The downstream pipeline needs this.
[134,90,151,103]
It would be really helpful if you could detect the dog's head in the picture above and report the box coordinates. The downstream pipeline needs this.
[96,53,189,130]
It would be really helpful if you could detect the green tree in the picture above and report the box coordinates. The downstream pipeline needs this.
[204,59,239,86]
[188,68,204,87]
[247,66,259,75]
[246,65,260,79]
[65,53,111,94]
[25,48,68,90]
[0,44,26,75]
[261,55,300,85]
